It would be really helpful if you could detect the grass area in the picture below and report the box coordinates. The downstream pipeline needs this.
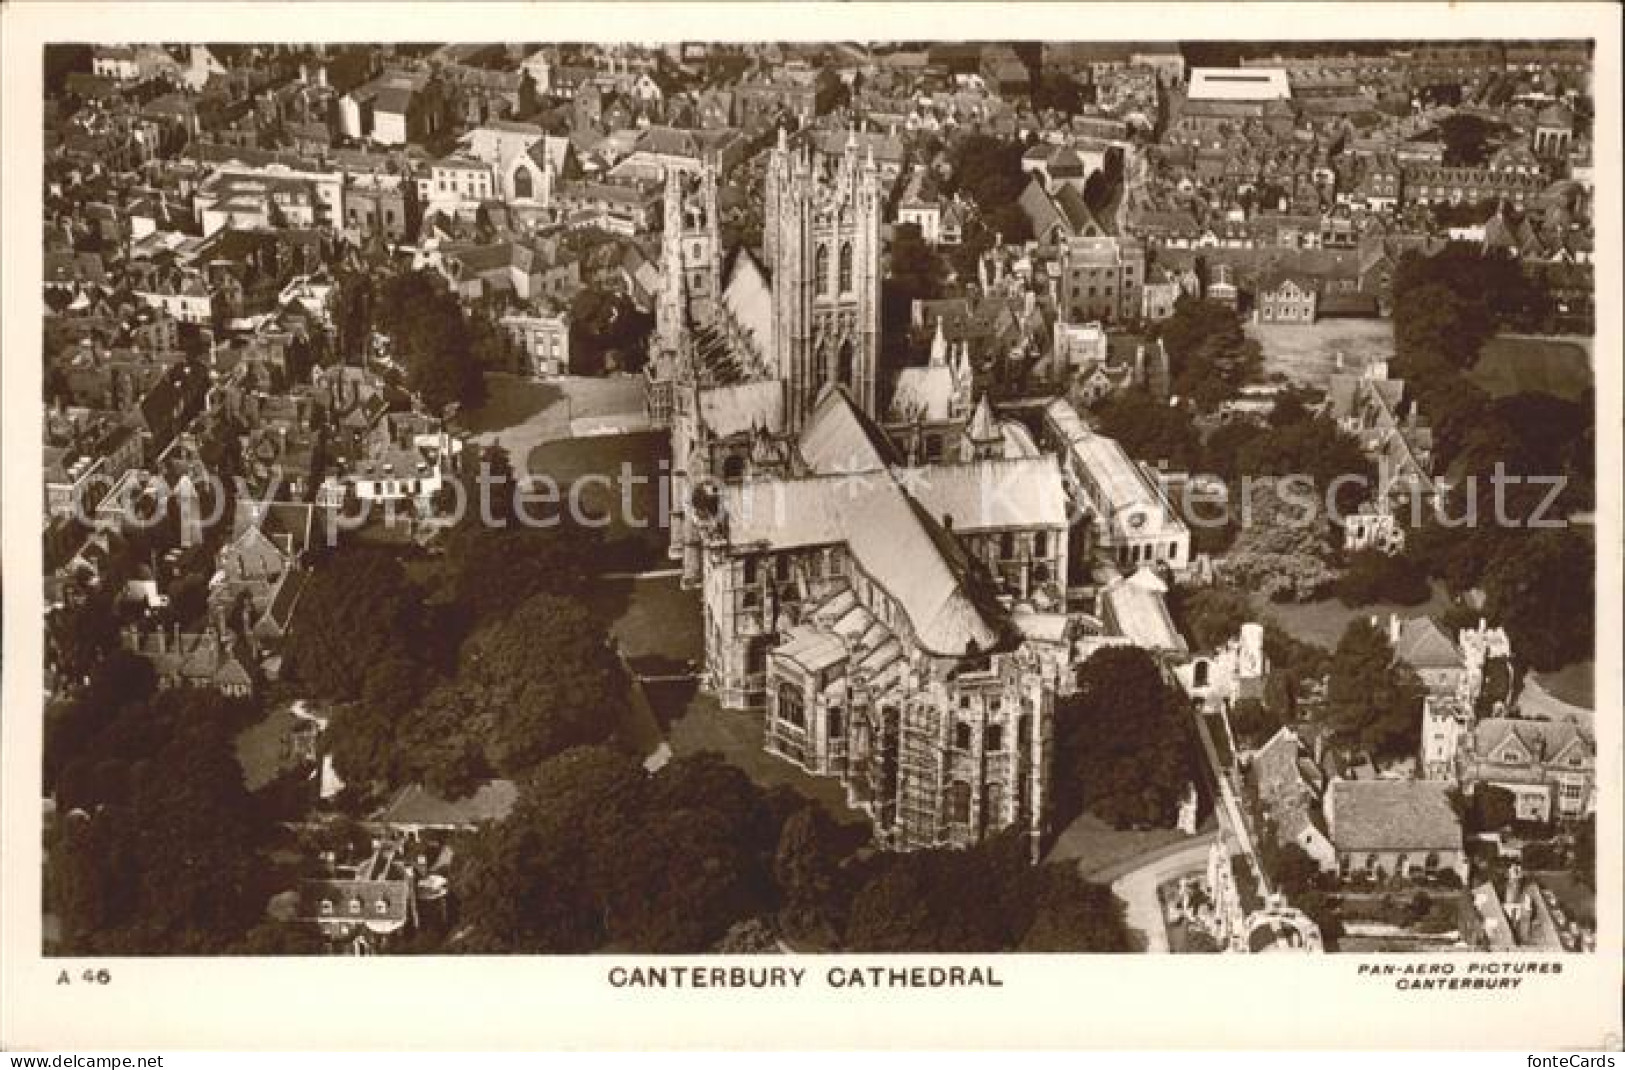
[527,430,671,566]
[459,373,565,436]
[586,574,704,672]
[1045,812,1192,880]
[1528,660,1594,710]
[1245,318,1394,389]
[233,703,304,793]
[1249,579,1457,651]
[665,689,862,822]
[563,375,650,422]
[1471,336,1592,401]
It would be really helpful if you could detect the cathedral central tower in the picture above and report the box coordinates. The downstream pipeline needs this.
[764,129,882,428]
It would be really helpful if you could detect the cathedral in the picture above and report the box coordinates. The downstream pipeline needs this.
[642,130,1176,859]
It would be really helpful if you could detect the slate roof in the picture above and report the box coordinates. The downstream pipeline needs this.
[1392,616,1462,671]
[1327,780,1463,853]
[900,457,1070,532]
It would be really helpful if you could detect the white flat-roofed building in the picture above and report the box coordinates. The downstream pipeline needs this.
[1188,67,1292,102]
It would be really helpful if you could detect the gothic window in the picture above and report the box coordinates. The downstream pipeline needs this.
[778,682,805,728]
[1193,660,1210,688]
[513,165,534,201]
[828,707,843,738]
[816,244,831,296]
[954,722,972,750]
[837,339,855,389]
[986,724,1004,752]
[839,241,853,294]
[946,781,972,825]
[985,782,1004,822]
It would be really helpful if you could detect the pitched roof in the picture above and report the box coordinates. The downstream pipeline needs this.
[1327,780,1462,852]
[1101,576,1188,653]
[901,457,1070,532]
[1392,616,1462,671]
[797,384,899,474]
[700,380,785,438]
[889,361,958,423]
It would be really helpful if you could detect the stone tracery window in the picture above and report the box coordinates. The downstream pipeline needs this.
[778,682,805,728]
[816,244,830,296]
[839,241,853,294]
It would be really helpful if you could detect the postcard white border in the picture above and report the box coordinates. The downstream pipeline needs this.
[3,1,1620,1051]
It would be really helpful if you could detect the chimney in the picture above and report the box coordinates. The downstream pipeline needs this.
[1389,614,1402,647]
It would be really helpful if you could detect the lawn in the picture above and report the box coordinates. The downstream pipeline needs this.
[665,689,863,822]
[233,702,305,793]
[1248,579,1458,651]
[1470,336,1593,401]
[586,574,704,673]
[1245,318,1394,389]
[1527,660,1594,711]
[1045,811,1194,881]
[459,373,565,437]
[526,430,671,566]
[459,373,650,461]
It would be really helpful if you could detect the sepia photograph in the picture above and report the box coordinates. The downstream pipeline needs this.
[2,0,1620,1053]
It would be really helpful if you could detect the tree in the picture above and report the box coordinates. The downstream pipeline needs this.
[1222,478,1338,603]
[458,748,785,953]
[1018,866,1132,951]
[1053,647,1199,830]
[844,833,1032,952]
[442,521,601,620]
[774,804,865,947]
[1234,417,1373,519]
[284,548,441,705]
[946,135,1029,220]
[1032,72,1084,116]
[1324,618,1425,759]
[1228,697,1285,747]
[376,271,487,413]
[51,699,269,955]
[887,222,944,305]
[1093,390,1201,470]
[1156,296,1261,412]
[1266,841,1327,898]
[604,803,772,952]
[1335,550,1432,608]
[1438,113,1496,167]
[568,287,652,375]
[461,593,629,776]
[814,68,850,115]
[1570,817,1595,889]
[458,746,648,953]
[1480,530,1593,672]
[1471,783,1518,833]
